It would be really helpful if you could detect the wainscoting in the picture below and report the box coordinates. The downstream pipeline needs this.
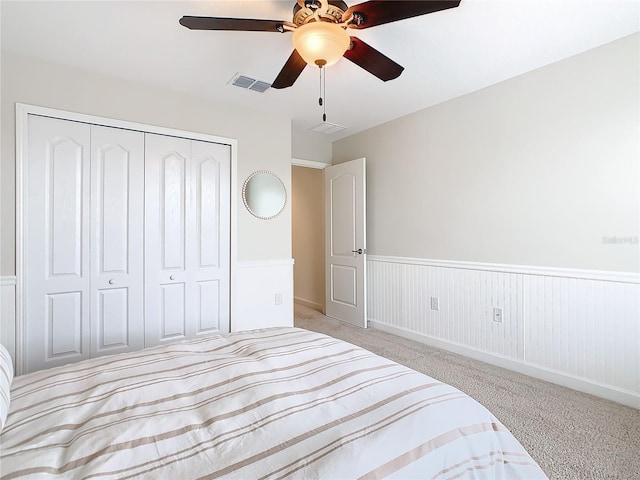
[367,256,640,408]
[0,276,17,361]
[233,259,294,331]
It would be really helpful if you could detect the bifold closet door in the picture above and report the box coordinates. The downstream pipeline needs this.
[90,125,144,357]
[25,115,92,372]
[24,116,145,373]
[144,134,231,347]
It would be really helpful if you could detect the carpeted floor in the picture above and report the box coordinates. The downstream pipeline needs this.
[294,304,640,480]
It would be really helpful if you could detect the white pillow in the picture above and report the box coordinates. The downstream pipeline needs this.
[0,343,14,431]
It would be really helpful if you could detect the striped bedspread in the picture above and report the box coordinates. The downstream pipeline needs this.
[0,327,547,479]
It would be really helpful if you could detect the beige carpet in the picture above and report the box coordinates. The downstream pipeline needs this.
[294,304,640,480]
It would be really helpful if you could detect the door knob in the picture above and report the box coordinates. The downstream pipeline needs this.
[351,248,363,255]
[170,275,175,280]
[108,279,115,285]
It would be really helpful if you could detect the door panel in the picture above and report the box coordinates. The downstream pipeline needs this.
[99,144,130,274]
[49,138,84,277]
[325,158,367,327]
[91,125,144,357]
[329,174,357,257]
[162,153,187,270]
[47,291,83,357]
[26,115,91,372]
[98,288,128,348]
[198,280,221,333]
[330,265,357,306]
[198,158,221,268]
[161,283,186,338]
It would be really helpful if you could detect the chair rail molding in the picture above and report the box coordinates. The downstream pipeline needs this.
[369,255,640,284]
[366,255,640,408]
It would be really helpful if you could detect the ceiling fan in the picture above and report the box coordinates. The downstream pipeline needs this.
[179,0,461,89]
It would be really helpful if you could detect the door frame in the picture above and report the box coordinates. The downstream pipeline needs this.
[15,103,238,374]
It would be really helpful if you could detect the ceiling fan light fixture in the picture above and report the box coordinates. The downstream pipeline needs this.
[292,22,350,67]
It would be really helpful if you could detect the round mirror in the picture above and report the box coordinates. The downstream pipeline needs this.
[242,170,287,220]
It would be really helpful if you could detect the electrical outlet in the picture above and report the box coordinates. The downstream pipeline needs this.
[275,292,283,305]
[430,297,439,311]
[493,307,503,323]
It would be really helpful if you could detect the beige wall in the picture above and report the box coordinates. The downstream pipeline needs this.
[292,166,325,310]
[0,51,292,275]
[333,33,639,273]
[292,129,332,164]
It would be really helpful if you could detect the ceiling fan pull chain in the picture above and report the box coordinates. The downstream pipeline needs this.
[319,65,323,107]
[322,66,327,122]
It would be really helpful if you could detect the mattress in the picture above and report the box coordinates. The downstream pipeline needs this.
[0,327,547,479]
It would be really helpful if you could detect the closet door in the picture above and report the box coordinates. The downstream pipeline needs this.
[25,115,91,372]
[90,125,144,357]
[145,134,190,346]
[190,140,231,337]
[144,134,231,347]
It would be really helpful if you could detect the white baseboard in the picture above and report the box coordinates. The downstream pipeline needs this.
[294,297,324,313]
[369,320,640,409]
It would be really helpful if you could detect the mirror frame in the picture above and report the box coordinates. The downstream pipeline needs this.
[242,170,287,220]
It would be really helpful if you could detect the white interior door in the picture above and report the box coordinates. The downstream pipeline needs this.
[25,115,91,372]
[145,134,191,346]
[324,158,367,327]
[145,134,231,347]
[90,125,144,357]
[189,140,231,337]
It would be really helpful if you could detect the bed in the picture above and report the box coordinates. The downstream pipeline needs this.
[0,327,547,479]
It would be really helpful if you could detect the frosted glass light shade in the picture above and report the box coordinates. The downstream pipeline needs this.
[292,22,350,67]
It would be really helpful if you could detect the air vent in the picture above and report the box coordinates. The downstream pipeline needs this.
[232,75,255,88]
[229,73,271,92]
[249,81,271,93]
[308,121,347,135]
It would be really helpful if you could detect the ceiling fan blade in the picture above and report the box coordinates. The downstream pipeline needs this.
[342,1,460,29]
[343,37,404,81]
[271,50,307,89]
[179,16,286,32]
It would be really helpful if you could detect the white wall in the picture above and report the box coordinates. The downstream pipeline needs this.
[333,34,639,273]
[234,260,294,331]
[333,34,640,407]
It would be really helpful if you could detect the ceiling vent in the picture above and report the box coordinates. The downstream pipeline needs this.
[308,121,347,135]
[229,73,271,92]
[249,81,271,93]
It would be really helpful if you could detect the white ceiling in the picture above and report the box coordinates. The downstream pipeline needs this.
[2,0,638,141]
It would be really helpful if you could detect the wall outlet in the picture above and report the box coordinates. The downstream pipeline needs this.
[493,307,503,323]
[275,292,283,305]
[430,297,439,311]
